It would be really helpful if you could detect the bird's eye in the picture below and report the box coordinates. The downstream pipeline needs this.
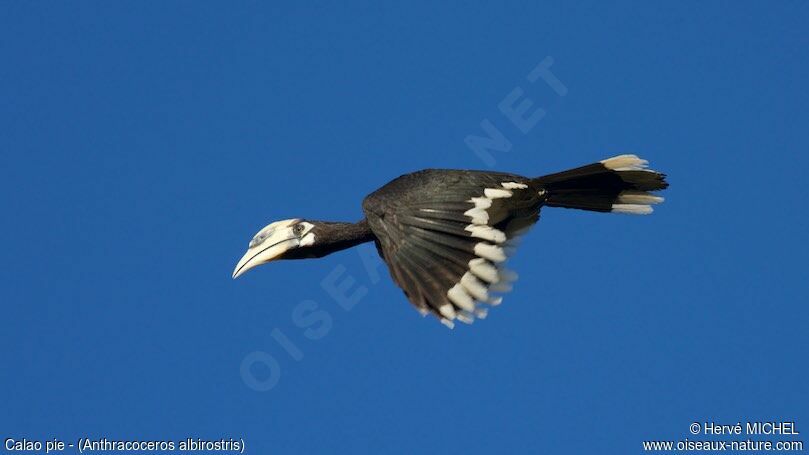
[293,224,306,235]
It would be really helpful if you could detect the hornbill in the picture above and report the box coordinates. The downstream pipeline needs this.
[233,155,668,328]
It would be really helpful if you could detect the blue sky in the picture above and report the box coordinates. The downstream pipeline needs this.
[1,2,807,453]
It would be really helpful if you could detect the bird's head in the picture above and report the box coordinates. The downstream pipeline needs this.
[232,218,317,279]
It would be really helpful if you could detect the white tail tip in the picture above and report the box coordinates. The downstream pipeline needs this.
[611,203,654,215]
[617,191,665,205]
[601,154,649,171]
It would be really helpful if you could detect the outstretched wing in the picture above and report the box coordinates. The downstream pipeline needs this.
[363,169,546,328]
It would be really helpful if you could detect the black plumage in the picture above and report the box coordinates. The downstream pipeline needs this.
[234,155,668,327]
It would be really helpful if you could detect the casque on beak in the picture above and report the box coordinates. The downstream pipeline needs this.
[232,219,301,279]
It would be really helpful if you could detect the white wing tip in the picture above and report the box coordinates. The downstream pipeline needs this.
[484,188,513,199]
[474,243,507,263]
[465,224,507,243]
[501,182,528,190]
[447,284,476,312]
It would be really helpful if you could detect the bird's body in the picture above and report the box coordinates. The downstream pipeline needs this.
[234,155,668,328]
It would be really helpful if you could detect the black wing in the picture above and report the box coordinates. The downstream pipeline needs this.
[363,169,546,328]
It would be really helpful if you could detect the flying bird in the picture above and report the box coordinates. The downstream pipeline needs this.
[233,155,668,328]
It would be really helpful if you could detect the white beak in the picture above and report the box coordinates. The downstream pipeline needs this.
[232,222,300,279]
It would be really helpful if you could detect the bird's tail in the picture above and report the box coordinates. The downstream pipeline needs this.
[532,154,669,214]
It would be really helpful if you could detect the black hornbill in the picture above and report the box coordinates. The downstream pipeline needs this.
[233,155,668,328]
